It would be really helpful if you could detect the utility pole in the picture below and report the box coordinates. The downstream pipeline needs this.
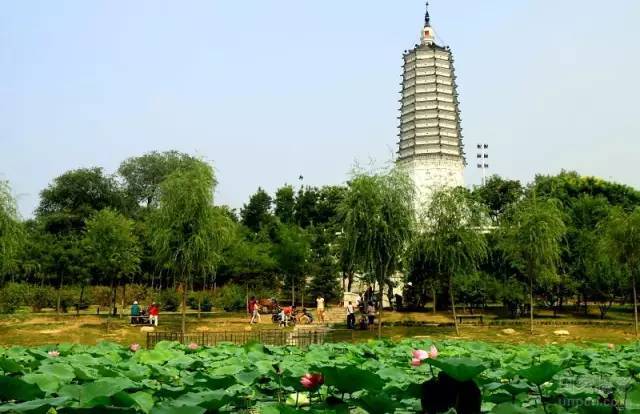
[476,144,489,186]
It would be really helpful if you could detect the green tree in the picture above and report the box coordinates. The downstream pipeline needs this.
[273,223,310,305]
[418,187,488,335]
[532,171,640,211]
[454,272,495,313]
[295,187,319,228]
[241,188,273,233]
[37,167,126,234]
[84,209,141,330]
[602,207,640,337]
[472,175,523,223]
[583,239,625,319]
[315,186,347,225]
[565,195,612,314]
[118,150,198,209]
[308,253,342,305]
[0,181,23,283]
[274,185,296,224]
[339,168,414,337]
[149,160,227,333]
[218,228,277,291]
[500,197,566,334]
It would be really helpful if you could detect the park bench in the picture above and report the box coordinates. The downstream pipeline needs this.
[457,315,484,324]
[130,315,151,325]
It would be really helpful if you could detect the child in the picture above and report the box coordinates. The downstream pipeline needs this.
[149,303,159,326]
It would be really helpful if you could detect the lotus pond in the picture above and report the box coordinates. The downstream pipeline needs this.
[1,339,639,413]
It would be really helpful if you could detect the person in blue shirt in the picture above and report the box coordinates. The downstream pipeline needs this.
[131,301,141,324]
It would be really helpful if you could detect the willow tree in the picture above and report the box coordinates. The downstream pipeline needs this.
[84,208,141,332]
[0,180,23,284]
[339,168,414,338]
[417,187,488,336]
[149,160,226,334]
[602,207,640,337]
[500,197,566,334]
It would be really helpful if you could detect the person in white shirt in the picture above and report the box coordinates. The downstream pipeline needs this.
[316,296,325,323]
[346,301,355,329]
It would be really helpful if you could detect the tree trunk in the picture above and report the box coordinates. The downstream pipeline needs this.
[529,276,534,335]
[432,286,437,316]
[633,276,638,339]
[107,278,115,333]
[291,275,295,306]
[77,284,85,317]
[196,279,201,319]
[449,276,460,336]
[347,272,353,293]
[181,280,187,335]
[386,282,394,311]
[120,282,126,318]
[377,284,384,339]
[56,274,64,315]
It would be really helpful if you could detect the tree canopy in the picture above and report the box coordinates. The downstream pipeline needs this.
[500,196,566,333]
[416,187,489,335]
[118,150,199,209]
[339,168,414,336]
[149,159,229,332]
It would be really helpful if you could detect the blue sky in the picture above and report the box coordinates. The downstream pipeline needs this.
[2,0,639,217]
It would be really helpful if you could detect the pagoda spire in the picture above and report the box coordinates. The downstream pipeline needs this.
[420,1,436,45]
[424,2,431,26]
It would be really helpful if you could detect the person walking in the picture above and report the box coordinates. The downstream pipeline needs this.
[149,303,159,326]
[316,295,325,324]
[346,301,355,329]
[249,296,261,324]
[367,302,376,326]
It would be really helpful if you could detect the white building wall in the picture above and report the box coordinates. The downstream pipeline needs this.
[398,156,464,212]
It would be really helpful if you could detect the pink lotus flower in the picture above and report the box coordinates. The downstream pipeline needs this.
[47,350,60,358]
[411,345,439,366]
[130,343,141,352]
[412,349,429,361]
[188,342,199,350]
[300,373,324,390]
[429,345,439,359]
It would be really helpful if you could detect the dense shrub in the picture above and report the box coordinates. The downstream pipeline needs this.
[187,292,214,312]
[158,289,180,312]
[88,286,113,308]
[496,277,528,318]
[0,283,24,313]
[214,284,245,312]
[25,285,56,311]
[124,284,154,306]
[454,272,496,312]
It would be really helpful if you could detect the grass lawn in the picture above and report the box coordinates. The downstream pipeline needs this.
[0,305,637,347]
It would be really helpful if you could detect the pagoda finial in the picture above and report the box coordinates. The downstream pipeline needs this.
[424,1,431,26]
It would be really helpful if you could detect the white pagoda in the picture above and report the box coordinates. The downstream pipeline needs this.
[396,2,465,210]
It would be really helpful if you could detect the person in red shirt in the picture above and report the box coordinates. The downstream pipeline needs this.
[279,305,296,327]
[149,303,159,326]
[248,296,261,324]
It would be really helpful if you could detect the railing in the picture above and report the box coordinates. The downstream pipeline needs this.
[146,328,363,349]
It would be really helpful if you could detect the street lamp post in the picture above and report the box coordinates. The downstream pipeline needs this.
[476,144,489,186]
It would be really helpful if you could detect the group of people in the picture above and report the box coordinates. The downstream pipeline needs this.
[346,300,376,329]
[247,295,326,327]
[130,301,160,326]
